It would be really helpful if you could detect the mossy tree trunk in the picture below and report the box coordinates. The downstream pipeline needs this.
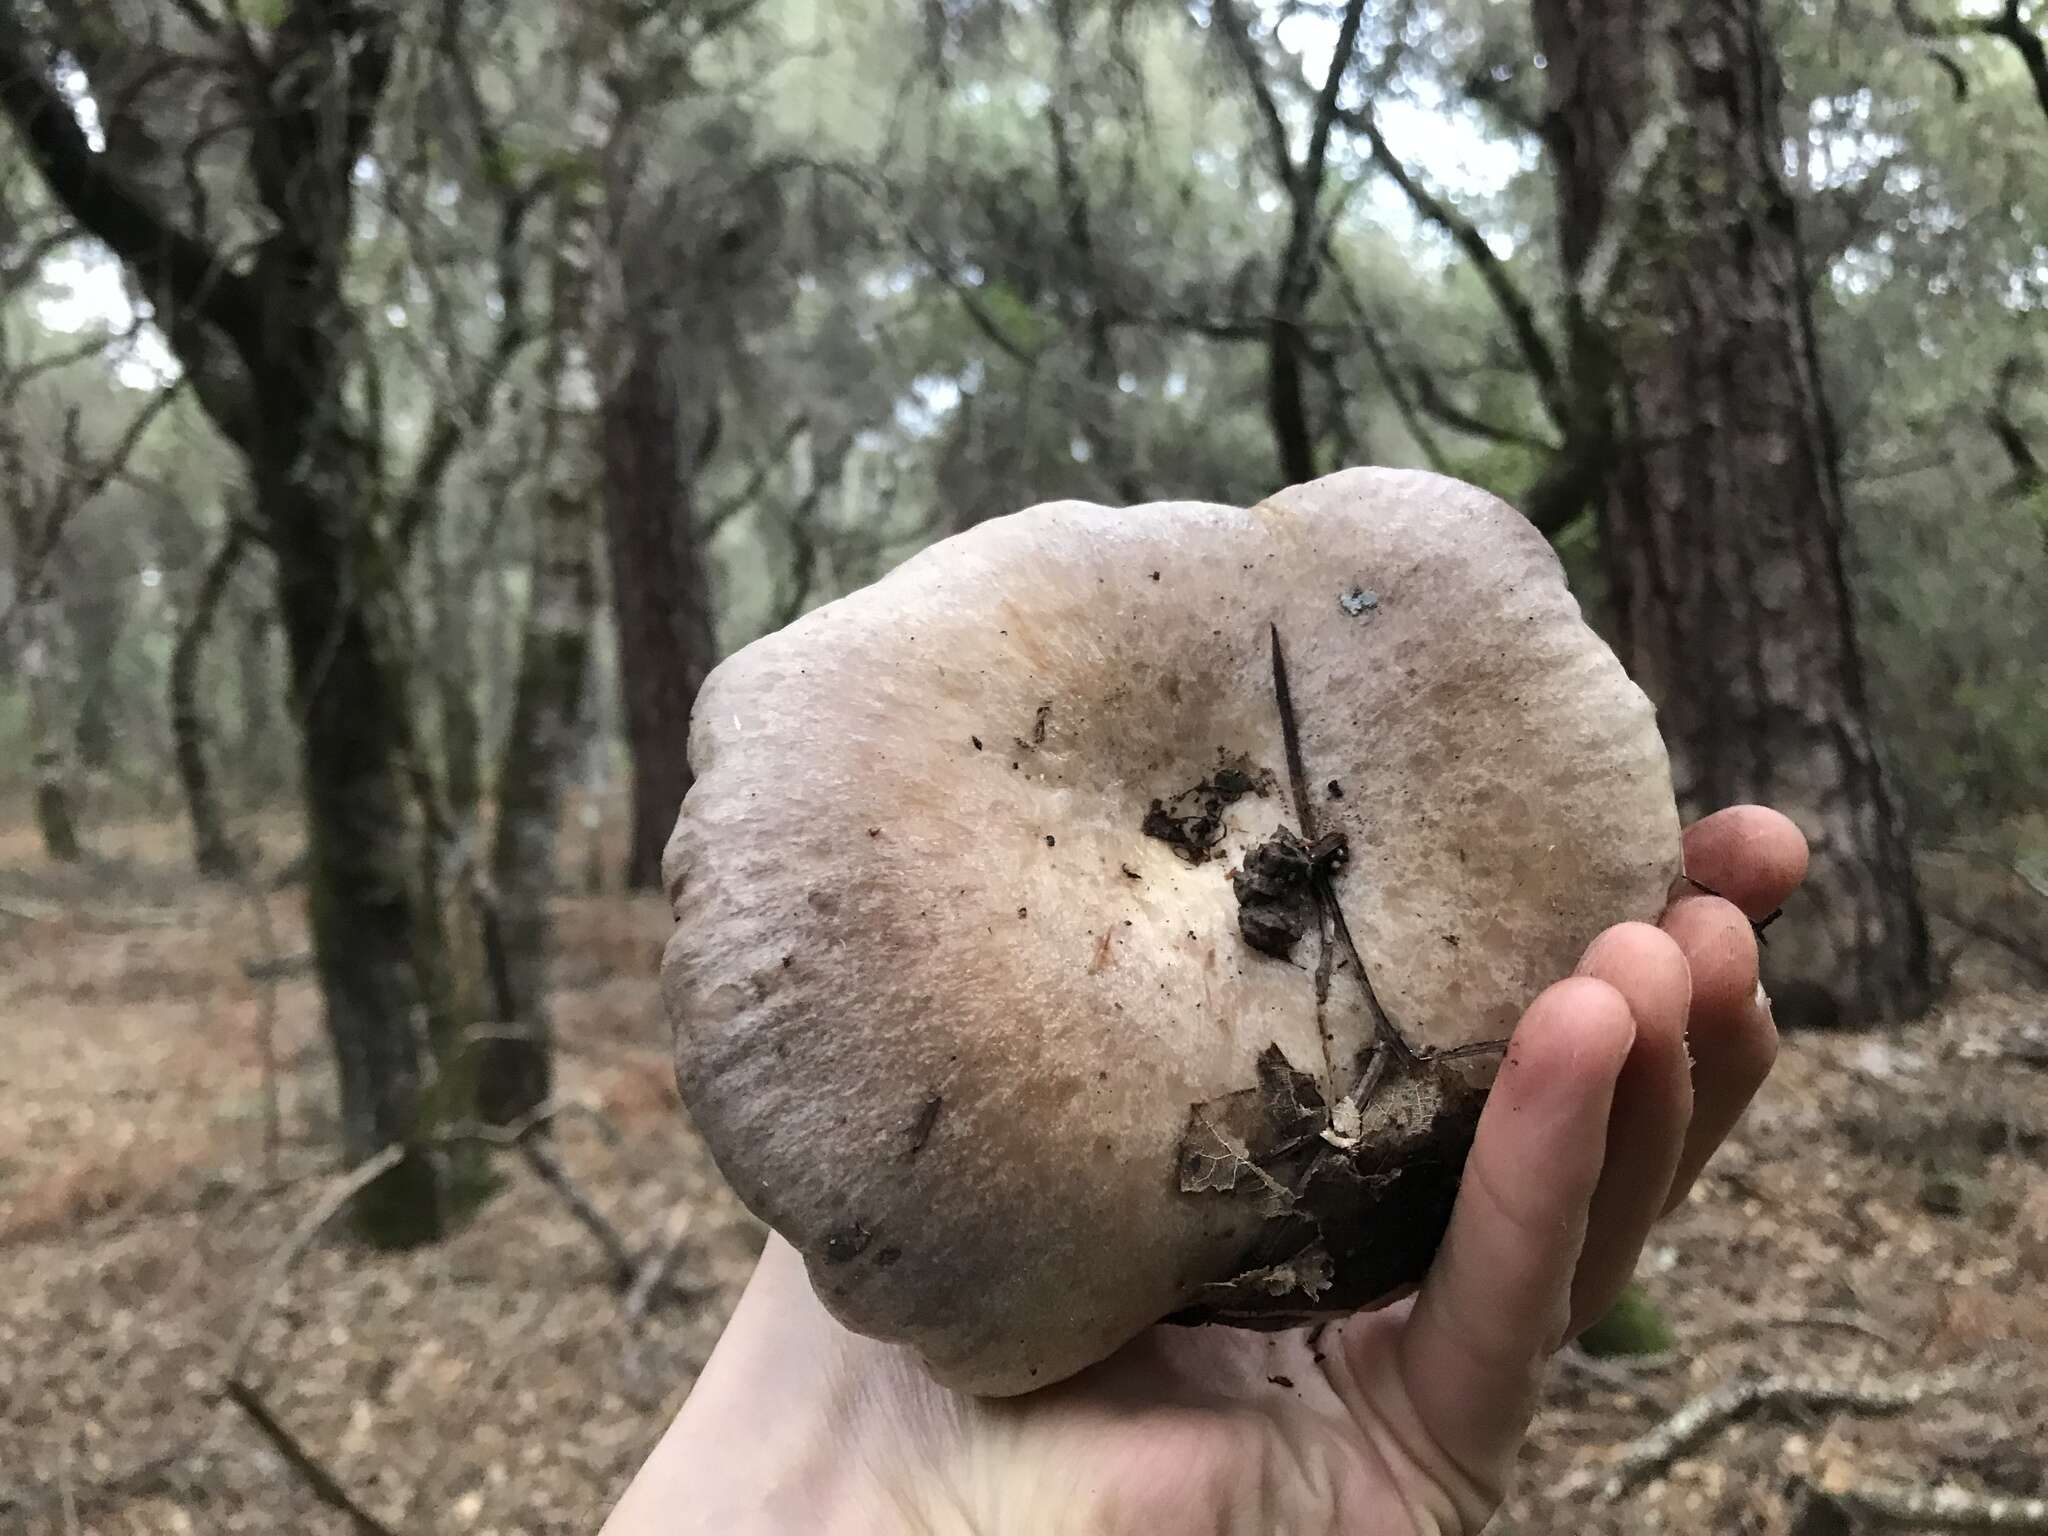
[20,567,84,863]
[429,519,484,826]
[170,522,247,877]
[1531,0,1933,1023]
[478,484,597,1125]
[237,605,283,806]
[0,393,84,863]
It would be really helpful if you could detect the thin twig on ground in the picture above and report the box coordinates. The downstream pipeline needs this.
[1794,1470,2048,1531]
[1559,1368,1979,1500]
[57,1443,78,1536]
[224,1378,403,1536]
[624,1207,694,1324]
[516,1137,640,1290]
[1694,1308,1910,1352]
[219,1145,407,1382]
[1554,1346,1679,1408]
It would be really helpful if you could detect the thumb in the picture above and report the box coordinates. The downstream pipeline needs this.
[1392,976,1636,1487]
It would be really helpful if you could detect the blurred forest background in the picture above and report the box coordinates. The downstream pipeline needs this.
[1,1,2044,1532]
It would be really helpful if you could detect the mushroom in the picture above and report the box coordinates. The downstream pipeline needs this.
[662,467,1682,1396]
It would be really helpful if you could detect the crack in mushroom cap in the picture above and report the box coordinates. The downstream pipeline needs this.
[661,467,1682,1396]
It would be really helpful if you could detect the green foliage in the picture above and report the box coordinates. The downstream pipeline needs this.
[1578,1283,1678,1359]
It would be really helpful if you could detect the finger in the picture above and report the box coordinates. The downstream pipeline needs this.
[1395,977,1635,1479]
[1660,895,1777,1214]
[1566,924,1693,1335]
[1678,806,1809,921]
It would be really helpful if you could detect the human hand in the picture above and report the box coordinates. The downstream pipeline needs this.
[604,806,1807,1536]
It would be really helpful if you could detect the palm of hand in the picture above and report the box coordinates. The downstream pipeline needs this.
[823,1299,1490,1536]
[607,808,1805,1536]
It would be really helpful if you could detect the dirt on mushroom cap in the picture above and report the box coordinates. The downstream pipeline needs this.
[661,466,1682,1396]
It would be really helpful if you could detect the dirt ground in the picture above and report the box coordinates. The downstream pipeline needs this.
[2,817,2044,1535]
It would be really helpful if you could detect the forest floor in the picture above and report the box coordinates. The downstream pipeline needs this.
[1,816,2044,1536]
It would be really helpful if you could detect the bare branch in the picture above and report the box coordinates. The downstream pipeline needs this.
[0,377,188,646]
[1896,0,2048,121]
[0,10,254,352]
[1988,353,2043,494]
[161,0,225,37]
[0,225,82,302]
[1341,104,1570,432]
[1407,363,1563,452]
[1926,46,1972,100]
[385,5,556,549]
[1210,0,1297,194]
[1985,0,2048,122]
[699,413,811,538]
[1303,0,1370,201]
[1320,245,1451,473]
[389,179,549,548]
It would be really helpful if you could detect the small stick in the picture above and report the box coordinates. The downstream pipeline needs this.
[1693,1307,1908,1351]
[1268,621,1317,838]
[517,1139,639,1290]
[1554,1346,1678,1409]
[57,1443,78,1536]
[624,1208,694,1324]
[220,1145,406,1382]
[224,1378,403,1536]
[1317,872,1414,1067]
[1793,1471,2048,1532]
[1559,1367,1978,1501]
[1267,623,1409,1070]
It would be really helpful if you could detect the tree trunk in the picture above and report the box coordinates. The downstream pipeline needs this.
[237,605,282,806]
[600,278,718,891]
[1532,0,1932,1022]
[170,523,247,877]
[478,485,597,1125]
[2,401,84,862]
[4,491,83,862]
[430,522,484,824]
[22,586,83,863]
[264,429,449,1245]
[71,600,120,774]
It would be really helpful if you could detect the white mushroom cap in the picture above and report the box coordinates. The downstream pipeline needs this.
[662,467,1681,1395]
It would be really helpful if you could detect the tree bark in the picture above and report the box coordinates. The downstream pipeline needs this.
[430,524,484,825]
[170,522,246,877]
[478,485,597,1125]
[70,592,120,773]
[600,227,718,891]
[0,406,82,861]
[21,566,83,863]
[269,457,448,1244]
[237,605,282,805]
[1531,0,1932,1022]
